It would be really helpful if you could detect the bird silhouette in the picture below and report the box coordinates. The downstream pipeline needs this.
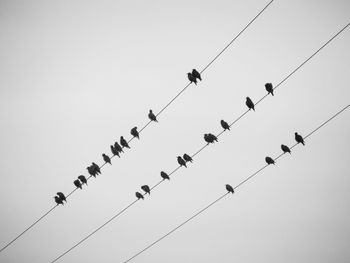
[92,162,101,175]
[114,141,124,153]
[183,153,193,163]
[246,97,255,111]
[135,192,144,200]
[56,192,66,203]
[148,109,158,122]
[208,133,218,143]
[78,175,87,185]
[87,166,96,178]
[130,127,139,139]
[54,196,64,206]
[120,136,130,148]
[110,145,120,158]
[74,179,82,189]
[187,72,197,85]
[160,171,170,180]
[192,69,202,81]
[265,156,275,165]
[102,154,111,164]
[265,83,274,96]
[141,185,151,195]
[177,156,187,168]
[295,132,305,145]
[281,144,291,154]
[226,184,234,194]
[221,120,230,131]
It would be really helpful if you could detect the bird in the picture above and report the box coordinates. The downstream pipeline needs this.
[87,166,96,178]
[265,83,274,96]
[177,156,187,168]
[114,141,124,153]
[110,145,120,158]
[204,134,211,144]
[221,120,230,131]
[226,184,234,194]
[54,196,64,206]
[192,69,202,81]
[295,132,305,145]
[141,185,151,195]
[120,136,130,148]
[187,72,197,85]
[78,175,87,185]
[74,179,82,189]
[92,162,101,175]
[148,109,158,122]
[135,192,144,200]
[130,127,139,139]
[56,192,66,203]
[160,171,170,180]
[281,144,291,154]
[265,156,275,165]
[208,133,218,143]
[102,153,111,164]
[246,97,255,111]
[183,153,193,163]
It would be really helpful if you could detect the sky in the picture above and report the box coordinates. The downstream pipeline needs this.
[0,0,349,262]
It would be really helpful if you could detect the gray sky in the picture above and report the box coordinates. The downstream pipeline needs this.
[0,0,349,262]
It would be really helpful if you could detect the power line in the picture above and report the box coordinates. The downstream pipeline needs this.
[47,23,349,262]
[123,103,350,263]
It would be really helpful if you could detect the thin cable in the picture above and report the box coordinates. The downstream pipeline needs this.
[123,104,350,262]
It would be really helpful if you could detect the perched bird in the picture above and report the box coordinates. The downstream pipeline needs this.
[281,144,291,154]
[148,109,158,122]
[204,134,211,144]
[208,133,218,143]
[130,127,139,139]
[265,83,274,96]
[110,145,120,158]
[87,166,96,178]
[295,132,305,146]
[74,179,82,189]
[187,72,197,85]
[246,97,255,111]
[114,141,124,153]
[56,192,66,203]
[177,156,187,168]
[160,171,170,180]
[92,162,101,175]
[183,153,193,163]
[226,184,234,194]
[120,136,130,149]
[135,192,144,200]
[221,120,230,131]
[265,156,275,165]
[102,153,111,164]
[78,175,87,185]
[141,185,151,195]
[192,69,202,81]
[54,196,64,206]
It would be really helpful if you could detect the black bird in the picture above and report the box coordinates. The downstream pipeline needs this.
[74,179,82,189]
[92,162,101,175]
[102,153,111,164]
[56,192,66,203]
[135,192,144,200]
[192,69,202,81]
[187,72,197,85]
[160,171,170,180]
[281,144,291,154]
[265,156,275,165]
[87,166,96,178]
[208,133,218,143]
[148,109,158,122]
[221,120,230,131]
[246,97,255,111]
[114,141,124,153]
[130,127,139,139]
[204,134,210,144]
[54,196,64,206]
[110,145,120,157]
[141,185,151,195]
[265,83,274,96]
[120,136,130,148]
[177,156,187,168]
[183,153,193,163]
[226,184,234,194]
[295,132,305,146]
[78,175,87,185]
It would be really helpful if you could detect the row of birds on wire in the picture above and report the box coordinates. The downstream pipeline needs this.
[53,74,297,206]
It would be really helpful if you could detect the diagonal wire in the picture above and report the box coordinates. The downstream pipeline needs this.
[122,103,350,263]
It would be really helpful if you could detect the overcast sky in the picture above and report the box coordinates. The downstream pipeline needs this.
[0,0,349,262]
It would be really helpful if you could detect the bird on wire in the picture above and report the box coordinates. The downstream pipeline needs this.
[160,171,170,180]
[130,127,139,139]
[177,156,187,168]
[265,156,275,165]
[226,184,234,194]
[120,136,130,149]
[56,192,66,203]
[54,196,64,206]
[192,69,202,82]
[92,162,101,175]
[187,72,197,85]
[78,175,87,185]
[245,97,255,111]
[141,185,151,195]
[265,83,274,96]
[102,154,111,165]
[135,192,144,200]
[114,141,124,153]
[281,144,291,154]
[110,145,120,158]
[221,120,230,131]
[183,153,193,163]
[148,109,158,122]
[295,132,305,145]
[74,179,82,189]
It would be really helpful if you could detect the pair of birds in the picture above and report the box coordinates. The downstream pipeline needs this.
[204,133,218,144]
[111,141,124,158]
[177,154,193,168]
[54,192,67,205]
[74,175,88,189]
[187,69,202,85]
[86,162,101,178]
[135,185,151,200]
[130,110,158,140]
[245,83,275,111]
